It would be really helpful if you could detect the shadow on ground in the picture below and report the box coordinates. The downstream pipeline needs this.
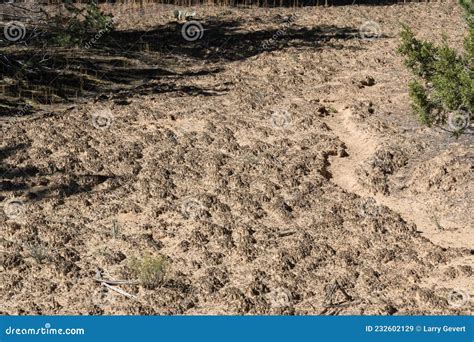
[0,17,364,116]
[0,142,123,202]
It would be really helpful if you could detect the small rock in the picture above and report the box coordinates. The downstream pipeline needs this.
[361,76,376,87]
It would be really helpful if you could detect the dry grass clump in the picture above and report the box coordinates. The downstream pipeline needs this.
[129,255,168,289]
[26,242,49,264]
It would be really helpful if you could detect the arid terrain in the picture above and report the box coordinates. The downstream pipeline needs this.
[1,2,473,315]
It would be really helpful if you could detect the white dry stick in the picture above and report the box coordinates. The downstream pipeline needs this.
[101,282,138,300]
[94,277,140,285]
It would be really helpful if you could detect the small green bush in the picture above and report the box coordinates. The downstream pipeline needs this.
[50,3,114,47]
[129,255,168,289]
[398,0,473,134]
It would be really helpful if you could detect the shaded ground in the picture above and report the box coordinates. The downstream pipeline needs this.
[0,3,472,315]
[0,6,361,113]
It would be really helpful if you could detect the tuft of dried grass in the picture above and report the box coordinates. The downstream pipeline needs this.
[129,255,168,289]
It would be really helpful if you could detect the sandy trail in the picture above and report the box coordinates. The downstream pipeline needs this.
[326,106,377,194]
[325,107,430,232]
[326,106,472,249]
[326,105,472,297]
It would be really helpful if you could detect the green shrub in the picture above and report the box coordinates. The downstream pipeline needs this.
[408,79,434,125]
[50,2,114,47]
[129,255,168,289]
[398,0,473,134]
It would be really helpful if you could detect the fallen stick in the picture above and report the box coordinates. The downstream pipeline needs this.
[101,282,138,300]
[278,230,296,237]
[94,277,140,285]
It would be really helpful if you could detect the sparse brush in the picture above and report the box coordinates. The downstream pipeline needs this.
[431,215,444,232]
[398,0,474,135]
[110,220,121,239]
[129,255,168,289]
[26,242,49,264]
[50,3,115,47]
[173,9,196,21]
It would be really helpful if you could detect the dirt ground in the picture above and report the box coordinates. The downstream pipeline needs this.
[1,2,473,315]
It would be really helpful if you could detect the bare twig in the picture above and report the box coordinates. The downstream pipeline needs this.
[323,280,353,308]
[94,277,140,285]
[101,282,138,300]
[278,230,296,237]
[94,268,139,285]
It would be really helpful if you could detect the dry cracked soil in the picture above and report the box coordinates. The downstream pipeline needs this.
[0,2,473,315]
